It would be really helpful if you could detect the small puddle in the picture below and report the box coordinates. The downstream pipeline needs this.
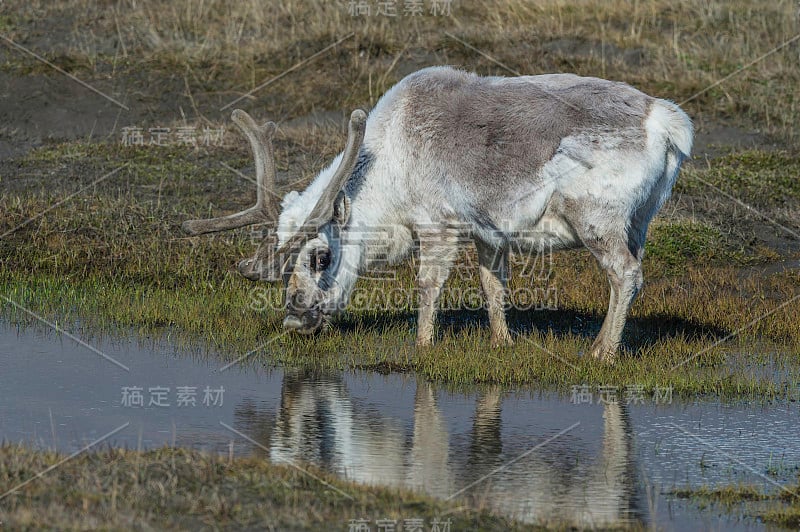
[2,321,798,530]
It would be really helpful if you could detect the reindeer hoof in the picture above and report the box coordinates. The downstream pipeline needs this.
[589,343,617,364]
[491,334,513,348]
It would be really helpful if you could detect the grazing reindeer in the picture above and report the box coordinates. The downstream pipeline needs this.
[183,67,692,361]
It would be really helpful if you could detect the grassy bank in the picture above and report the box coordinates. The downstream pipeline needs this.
[3,0,799,142]
[0,444,527,530]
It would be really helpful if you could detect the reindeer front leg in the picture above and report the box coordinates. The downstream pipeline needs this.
[416,226,459,347]
[475,240,512,347]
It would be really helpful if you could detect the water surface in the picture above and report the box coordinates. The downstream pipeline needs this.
[1,322,798,530]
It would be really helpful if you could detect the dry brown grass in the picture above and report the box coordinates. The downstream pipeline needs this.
[4,0,799,141]
[0,444,528,530]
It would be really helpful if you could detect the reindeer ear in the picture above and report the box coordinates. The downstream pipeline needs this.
[333,191,351,226]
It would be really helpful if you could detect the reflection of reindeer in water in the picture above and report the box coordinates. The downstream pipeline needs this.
[267,371,407,487]
[463,393,639,528]
[238,370,639,527]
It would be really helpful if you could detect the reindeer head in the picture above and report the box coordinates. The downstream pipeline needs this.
[182,109,367,334]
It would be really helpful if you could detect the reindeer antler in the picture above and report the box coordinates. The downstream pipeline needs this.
[238,109,368,280]
[303,109,367,226]
[182,110,279,235]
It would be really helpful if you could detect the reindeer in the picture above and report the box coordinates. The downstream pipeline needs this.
[183,66,692,361]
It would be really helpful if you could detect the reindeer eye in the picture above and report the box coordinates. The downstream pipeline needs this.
[310,249,331,272]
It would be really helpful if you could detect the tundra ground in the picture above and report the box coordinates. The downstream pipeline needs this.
[1,0,799,528]
[0,444,532,530]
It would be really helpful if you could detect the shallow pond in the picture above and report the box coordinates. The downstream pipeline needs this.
[2,321,798,530]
